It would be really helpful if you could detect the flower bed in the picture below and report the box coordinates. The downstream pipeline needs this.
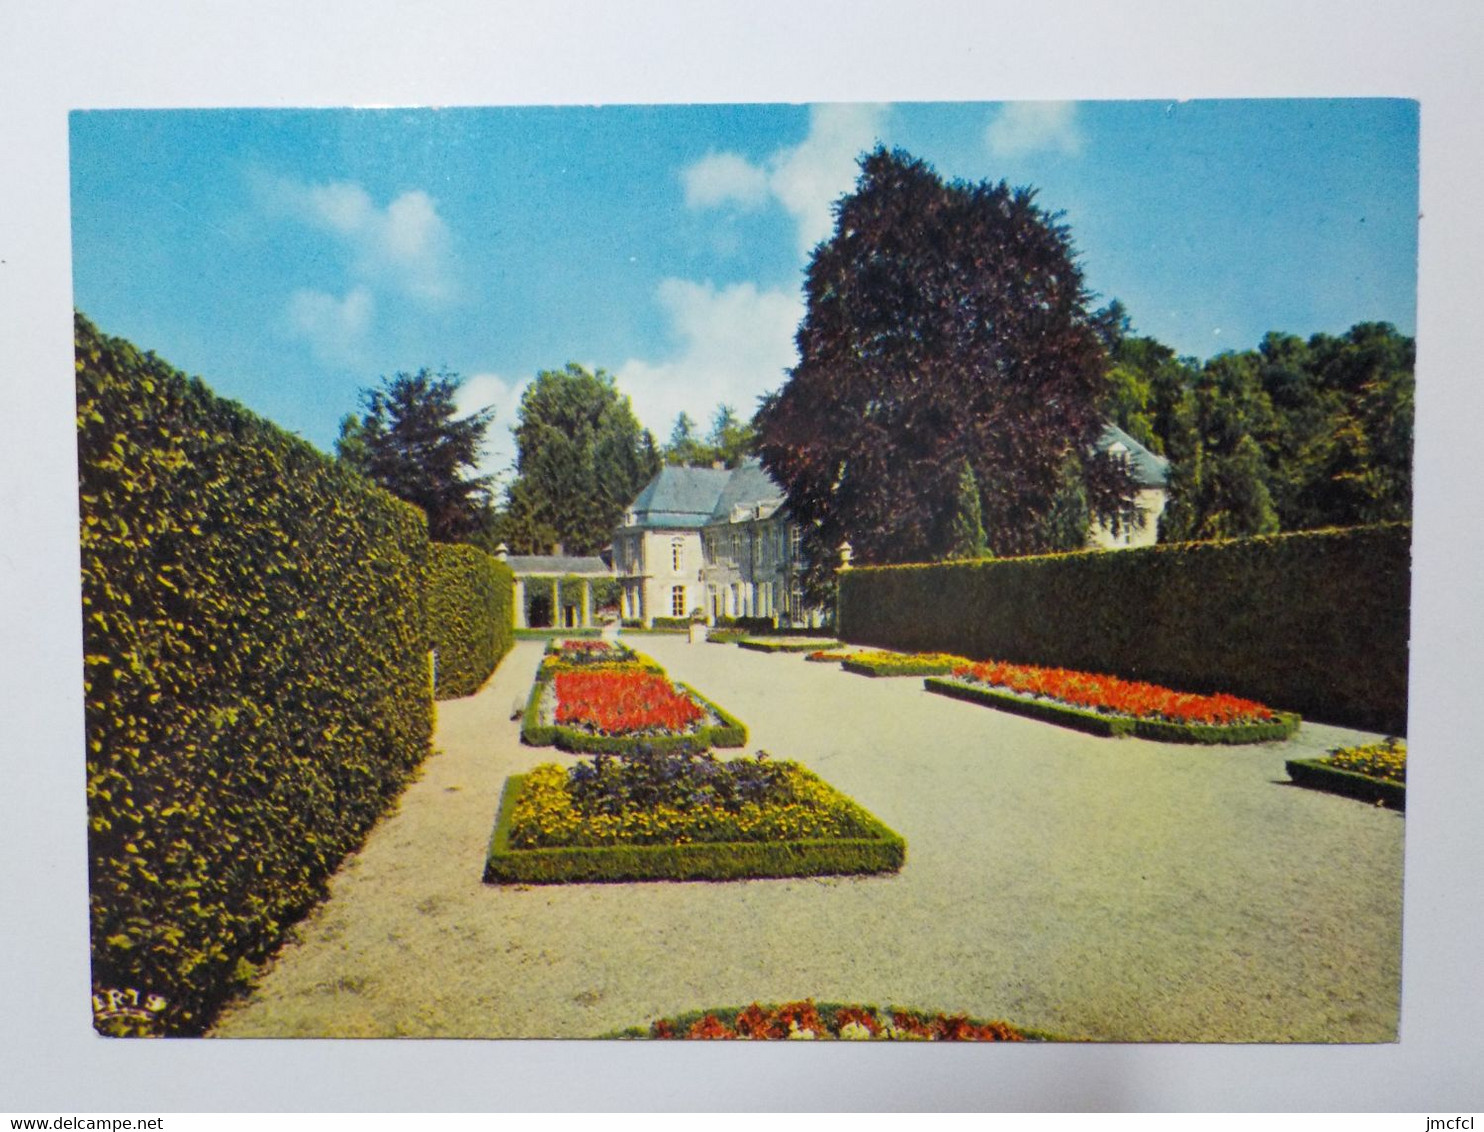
[555,669,703,732]
[1286,738,1406,809]
[610,1000,1047,1041]
[805,649,854,663]
[521,667,746,753]
[544,637,627,658]
[484,753,906,883]
[539,637,659,671]
[840,650,968,677]
[736,637,840,654]
[538,653,664,680]
[925,660,1299,744]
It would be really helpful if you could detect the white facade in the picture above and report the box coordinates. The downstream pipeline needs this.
[1085,427,1171,550]
[1086,486,1169,550]
[700,501,813,625]
[611,461,817,628]
[613,525,704,625]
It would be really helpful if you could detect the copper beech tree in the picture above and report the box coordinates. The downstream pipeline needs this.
[755,147,1137,590]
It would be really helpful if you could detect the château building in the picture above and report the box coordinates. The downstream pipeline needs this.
[612,428,1169,627]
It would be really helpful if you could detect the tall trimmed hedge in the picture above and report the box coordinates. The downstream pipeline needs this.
[77,313,435,1034]
[838,524,1410,733]
[428,543,514,699]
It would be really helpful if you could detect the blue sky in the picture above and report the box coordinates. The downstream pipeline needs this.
[69,99,1418,485]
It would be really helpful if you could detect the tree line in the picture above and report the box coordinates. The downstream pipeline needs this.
[1101,312,1413,541]
[334,146,1412,584]
[335,366,761,557]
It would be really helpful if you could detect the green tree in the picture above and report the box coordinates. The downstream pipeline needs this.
[661,403,756,468]
[337,368,494,543]
[755,146,1137,588]
[663,412,708,467]
[1146,322,1413,540]
[1157,352,1280,541]
[1102,329,1201,458]
[1298,322,1414,526]
[946,459,990,559]
[502,363,661,555]
[709,403,757,468]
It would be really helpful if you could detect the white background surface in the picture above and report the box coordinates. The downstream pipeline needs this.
[2,0,1480,1112]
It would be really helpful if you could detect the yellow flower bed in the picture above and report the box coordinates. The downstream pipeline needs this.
[509,761,873,849]
[1325,738,1406,783]
[841,650,971,676]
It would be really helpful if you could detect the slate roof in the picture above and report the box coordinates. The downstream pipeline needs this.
[1097,423,1171,488]
[506,555,611,577]
[624,465,733,529]
[707,457,784,523]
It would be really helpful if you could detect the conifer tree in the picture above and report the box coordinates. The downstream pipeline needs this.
[947,459,990,559]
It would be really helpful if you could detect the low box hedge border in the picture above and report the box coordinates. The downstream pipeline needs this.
[515,627,603,640]
[842,654,961,677]
[624,619,693,634]
[684,683,747,748]
[737,638,840,654]
[1285,758,1406,810]
[924,677,1301,745]
[519,677,746,753]
[484,774,906,884]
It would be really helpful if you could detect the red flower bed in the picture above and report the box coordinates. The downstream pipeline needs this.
[642,1000,1029,1041]
[557,639,612,654]
[553,669,705,735]
[952,659,1274,726]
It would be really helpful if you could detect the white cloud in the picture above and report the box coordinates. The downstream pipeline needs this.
[985,101,1083,159]
[261,175,456,303]
[682,152,771,210]
[285,286,374,366]
[680,104,888,256]
[770,104,887,254]
[616,277,803,444]
[457,371,531,486]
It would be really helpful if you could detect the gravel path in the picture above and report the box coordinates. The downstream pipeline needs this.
[211,636,1403,1042]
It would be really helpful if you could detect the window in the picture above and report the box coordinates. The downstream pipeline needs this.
[790,525,803,560]
[671,539,684,573]
[671,585,686,617]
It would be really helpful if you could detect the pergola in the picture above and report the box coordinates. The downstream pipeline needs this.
[498,546,613,629]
